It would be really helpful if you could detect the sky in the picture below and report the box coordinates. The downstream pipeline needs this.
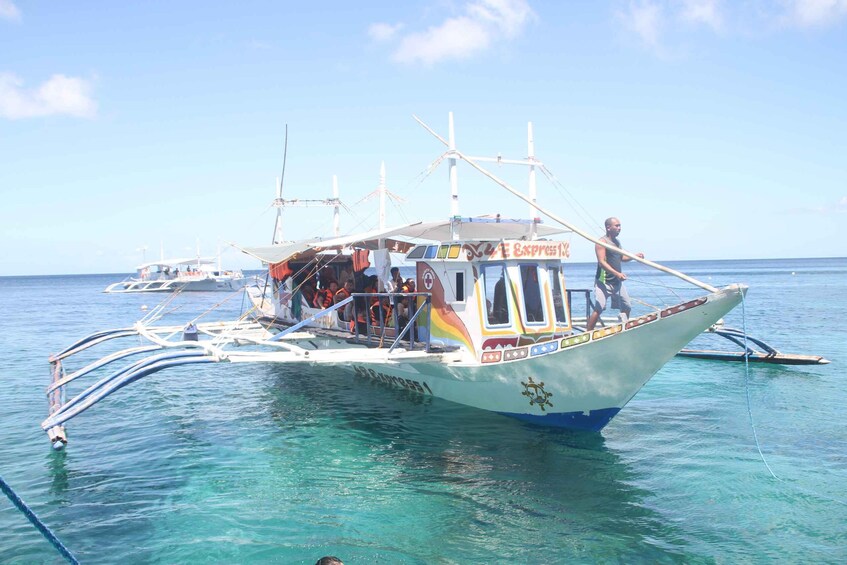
[1,0,845,276]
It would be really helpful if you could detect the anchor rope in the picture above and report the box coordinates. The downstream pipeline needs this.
[740,292,846,506]
[0,475,79,564]
[740,292,780,480]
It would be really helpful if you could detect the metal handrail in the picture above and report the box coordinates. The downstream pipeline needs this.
[269,296,354,341]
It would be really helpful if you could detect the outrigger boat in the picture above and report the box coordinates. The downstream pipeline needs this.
[104,257,245,293]
[45,114,754,448]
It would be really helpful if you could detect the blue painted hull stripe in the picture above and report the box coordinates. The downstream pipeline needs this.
[500,407,621,432]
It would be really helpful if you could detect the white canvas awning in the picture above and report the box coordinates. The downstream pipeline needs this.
[239,217,570,265]
[136,257,217,269]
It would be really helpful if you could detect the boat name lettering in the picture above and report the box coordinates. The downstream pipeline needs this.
[490,241,570,260]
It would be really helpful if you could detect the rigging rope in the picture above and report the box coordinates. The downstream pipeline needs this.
[0,475,79,564]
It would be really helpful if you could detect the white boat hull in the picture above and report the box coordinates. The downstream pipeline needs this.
[257,284,745,431]
[104,276,244,293]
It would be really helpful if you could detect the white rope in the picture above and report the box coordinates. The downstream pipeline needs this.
[740,292,846,505]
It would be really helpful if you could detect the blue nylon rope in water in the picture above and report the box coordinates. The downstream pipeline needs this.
[0,474,79,564]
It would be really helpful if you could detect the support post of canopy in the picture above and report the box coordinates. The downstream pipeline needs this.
[528,121,538,240]
[448,112,460,240]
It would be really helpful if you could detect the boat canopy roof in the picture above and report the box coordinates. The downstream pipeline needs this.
[136,258,217,269]
[241,216,569,265]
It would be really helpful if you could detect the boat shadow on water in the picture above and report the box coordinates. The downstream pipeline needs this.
[260,363,695,560]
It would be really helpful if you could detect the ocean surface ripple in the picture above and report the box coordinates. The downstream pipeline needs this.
[1,259,845,563]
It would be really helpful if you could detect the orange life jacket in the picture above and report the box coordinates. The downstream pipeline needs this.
[314,288,333,309]
[352,249,371,273]
[269,261,292,281]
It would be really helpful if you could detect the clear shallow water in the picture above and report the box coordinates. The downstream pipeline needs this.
[1,260,845,563]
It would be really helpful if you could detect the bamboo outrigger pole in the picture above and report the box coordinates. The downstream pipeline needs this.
[413,114,719,294]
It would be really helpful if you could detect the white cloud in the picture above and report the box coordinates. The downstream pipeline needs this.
[618,0,847,49]
[617,1,663,48]
[0,0,21,22]
[783,0,847,27]
[680,0,723,30]
[837,196,847,212]
[394,16,492,65]
[468,0,534,36]
[0,73,97,119]
[379,0,535,66]
[368,22,404,42]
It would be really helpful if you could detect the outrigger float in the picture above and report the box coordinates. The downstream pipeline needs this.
[43,114,824,449]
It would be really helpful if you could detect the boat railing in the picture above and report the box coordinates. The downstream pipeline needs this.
[566,288,663,329]
[567,289,593,325]
[348,292,432,353]
[267,291,433,352]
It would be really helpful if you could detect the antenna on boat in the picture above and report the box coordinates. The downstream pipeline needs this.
[269,126,344,243]
[528,122,539,240]
[272,125,289,244]
[332,175,340,236]
[379,161,387,231]
[361,161,404,229]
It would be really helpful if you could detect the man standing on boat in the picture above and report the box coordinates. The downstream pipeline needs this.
[586,217,644,331]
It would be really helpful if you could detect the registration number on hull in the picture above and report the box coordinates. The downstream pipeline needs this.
[353,365,433,395]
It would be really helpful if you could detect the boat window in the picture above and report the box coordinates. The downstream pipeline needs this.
[445,269,466,303]
[448,245,461,259]
[549,265,569,325]
[437,245,449,259]
[520,264,545,324]
[483,264,509,326]
[424,246,437,259]
[407,245,427,259]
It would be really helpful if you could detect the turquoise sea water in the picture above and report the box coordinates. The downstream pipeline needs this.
[1,258,845,564]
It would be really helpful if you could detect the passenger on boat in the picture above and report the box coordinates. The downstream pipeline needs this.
[334,279,353,303]
[334,279,354,321]
[370,296,392,326]
[300,279,317,309]
[386,267,403,292]
[395,295,411,331]
[338,268,351,287]
[362,275,379,299]
[401,278,416,293]
[586,217,644,331]
[318,266,337,289]
[314,281,338,309]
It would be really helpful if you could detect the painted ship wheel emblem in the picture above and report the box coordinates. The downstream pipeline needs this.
[521,376,554,412]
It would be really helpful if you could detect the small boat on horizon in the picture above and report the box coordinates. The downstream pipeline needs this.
[103,257,245,293]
